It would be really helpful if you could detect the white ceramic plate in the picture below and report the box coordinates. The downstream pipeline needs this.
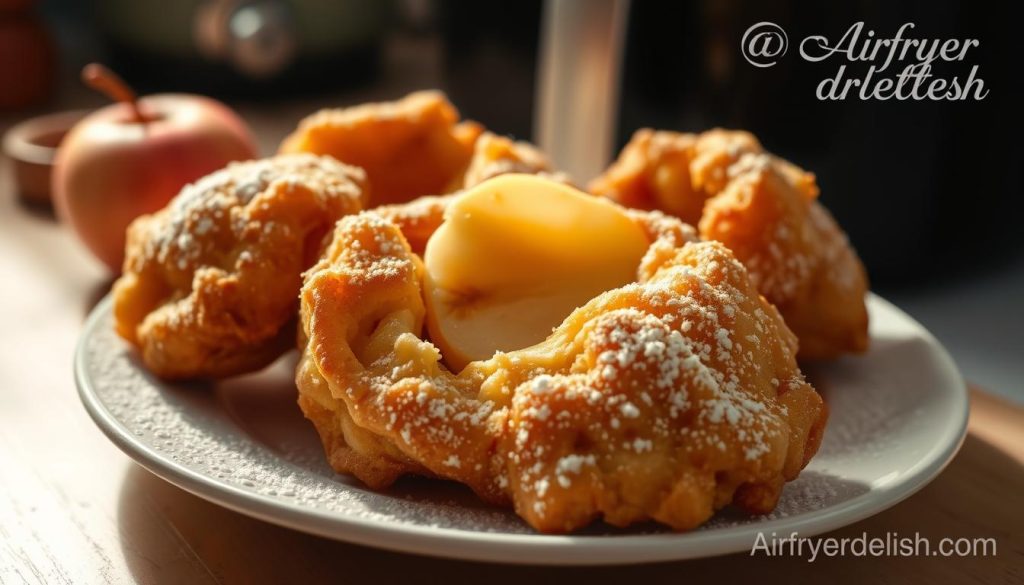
[76,293,967,565]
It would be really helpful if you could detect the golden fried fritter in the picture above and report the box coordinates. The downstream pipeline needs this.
[113,154,367,379]
[296,204,825,533]
[591,129,869,359]
[589,129,761,226]
[461,131,568,187]
[279,90,483,206]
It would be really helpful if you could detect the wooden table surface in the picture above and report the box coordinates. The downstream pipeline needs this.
[1,151,1022,584]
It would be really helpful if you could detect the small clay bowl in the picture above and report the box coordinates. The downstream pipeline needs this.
[2,110,88,205]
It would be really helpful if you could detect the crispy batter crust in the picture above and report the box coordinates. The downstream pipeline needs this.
[297,204,825,533]
[279,90,483,206]
[591,129,869,359]
[113,154,367,379]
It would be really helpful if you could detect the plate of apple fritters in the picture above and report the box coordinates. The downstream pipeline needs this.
[76,92,967,564]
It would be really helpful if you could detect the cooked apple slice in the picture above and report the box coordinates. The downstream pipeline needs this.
[423,174,649,371]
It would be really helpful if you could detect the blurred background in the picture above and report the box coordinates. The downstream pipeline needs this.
[1,0,1021,401]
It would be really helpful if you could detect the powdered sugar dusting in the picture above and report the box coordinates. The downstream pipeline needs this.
[78,293,962,546]
[126,153,365,278]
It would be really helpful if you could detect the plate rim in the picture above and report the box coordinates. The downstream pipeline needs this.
[75,293,968,565]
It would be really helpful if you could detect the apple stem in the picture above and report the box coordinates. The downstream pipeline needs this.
[81,63,149,123]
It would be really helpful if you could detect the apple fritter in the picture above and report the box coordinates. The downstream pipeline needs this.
[591,129,869,359]
[279,90,483,207]
[297,177,826,533]
[113,154,367,379]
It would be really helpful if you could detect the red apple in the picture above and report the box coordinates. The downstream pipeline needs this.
[53,64,258,272]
